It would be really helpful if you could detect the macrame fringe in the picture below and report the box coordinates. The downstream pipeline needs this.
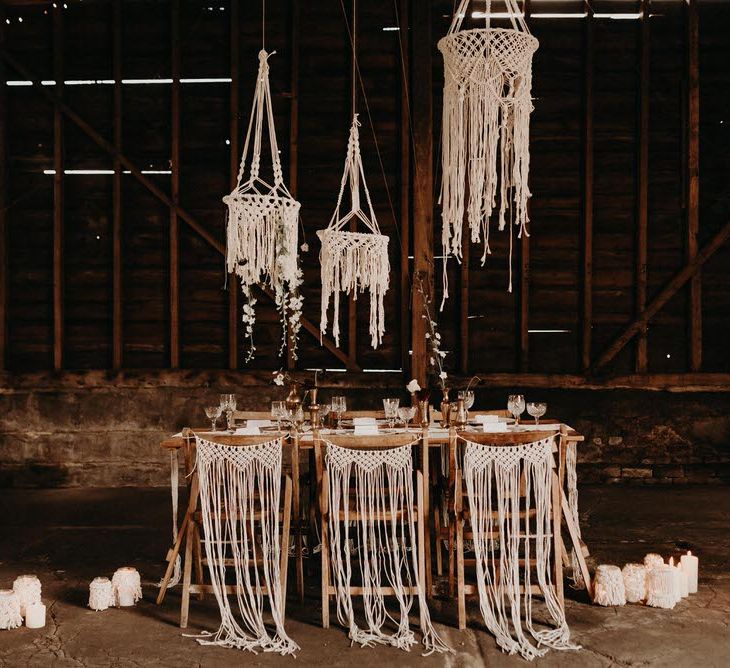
[193,435,299,656]
[646,567,678,609]
[325,441,450,656]
[593,565,626,607]
[622,563,648,603]
[12,575,41,617]
[462,436,579,661]
[565,441,585,590]
[0,590,23,630]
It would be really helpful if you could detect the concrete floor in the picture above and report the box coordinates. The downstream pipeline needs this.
[0,485,728,667]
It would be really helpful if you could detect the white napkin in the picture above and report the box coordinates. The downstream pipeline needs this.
[354,425,379,435]
[247,419,273,428]
[353,417,377,426]
[474,414,499,424]
[481,423,509,433]
[234,426,261,435]
[516,423,560,431]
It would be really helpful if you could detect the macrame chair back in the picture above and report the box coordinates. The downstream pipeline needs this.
[323,439,449,654]
[438,0,538,296]
[192,434,299,655]
[459,434,579,660]
[317,115,390,349]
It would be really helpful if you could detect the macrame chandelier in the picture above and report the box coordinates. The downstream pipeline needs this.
[438,0,538,293]
[223,46,301,360]
[318,2,390,350]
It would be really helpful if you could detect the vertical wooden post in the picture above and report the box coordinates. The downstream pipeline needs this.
[112,0,123,369]
[346,0,357,371]
[228,0,240,370]
[52,6,64,371]
[0,9,7,369]
[636,0,650,373]
[581,1,594,372]
[686,0,701,371]
[459,221,470,374]
[286,0,299,371]
[410,0,432,387]
[399,0,411,374]
[170,0,180,368]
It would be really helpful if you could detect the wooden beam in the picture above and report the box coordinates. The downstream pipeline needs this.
[518,0,531,373]
[410,0,433,387]
[228,0,240,370]
[347,0,357,371]
[686,0,701,371]
[590,218,730,373]
[398,0,410,374]
[581,1,594,372]
[52,6,63,371]
[112,0,122,370]
[169,0,180,368]
[286,0,299,372]
[0,9,7,369]
[635,0,650,372]
[1,52,353,369]
[460,218,470,374]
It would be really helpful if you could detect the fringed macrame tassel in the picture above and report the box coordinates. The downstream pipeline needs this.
[463,436,580,661]
[593,565,626,607]
[325,442,451,655]
[193,435,299,656]
[565,441,586,590]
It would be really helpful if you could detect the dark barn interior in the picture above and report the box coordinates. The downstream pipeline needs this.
[0,0,729,666]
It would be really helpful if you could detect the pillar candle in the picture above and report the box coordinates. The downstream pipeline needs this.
[25,602,46,629]
[680,551,699,593]
[671,558,689,598]
[668,558,684,602]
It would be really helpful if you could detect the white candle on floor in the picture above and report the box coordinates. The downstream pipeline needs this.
[668,558,685,602]
[680,551,699,593]
[672,558,689,598]
[25,602,46,629]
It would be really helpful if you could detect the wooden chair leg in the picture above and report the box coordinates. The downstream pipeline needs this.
[421,441,432,599]
[417,471,427,605]
[448,515,455,598]
[320,466,330,629]
[456,478,466,630]
[434,504,443,577]
[180,519,195,629]
[156,513,190,605]
[280,475,293,618]
[292,445,304,602]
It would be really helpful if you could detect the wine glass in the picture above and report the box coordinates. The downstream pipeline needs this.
[204,405,222,432]
[526,402,547,425]
[458,390,475,421]
[397,405,416,430]
[332,396,346,430]
[271,401,286,432]
[507,394,525,423]
[319,403,331,429]
[383,397,400,429]
[219,394,237,431]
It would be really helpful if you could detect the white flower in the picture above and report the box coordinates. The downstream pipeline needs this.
[425,333,430,339]
[300,242,309,252]
[429,357,435,366]
[439,371,448,380]
[273,372,285,386]
[406,379,421,394]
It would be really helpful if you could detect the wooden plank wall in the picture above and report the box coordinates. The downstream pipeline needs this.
[1,0,729,379]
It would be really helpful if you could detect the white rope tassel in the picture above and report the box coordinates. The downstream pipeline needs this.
[112,567,142,607]
[463,436,579,661]
[325,441,450,655]
[192,435,299,656]
[158,450,182,589]
[12,575,42,617]
[318,115,390,350]
[0,590,23,630]
[565,441,585,589]
[88,577,115,612]
[622,563,648,604]
[438,0,538,298]
[644,553,665,571]
[593,565,626,607]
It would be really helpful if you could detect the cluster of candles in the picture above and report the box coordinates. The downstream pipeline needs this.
[88,567,143,611]
[594,551,699,609]
[0,575,45,630]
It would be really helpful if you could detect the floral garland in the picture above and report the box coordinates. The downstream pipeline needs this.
[415,274,448,389]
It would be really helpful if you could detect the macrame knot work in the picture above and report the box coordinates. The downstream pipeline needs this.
[318,115,390,349]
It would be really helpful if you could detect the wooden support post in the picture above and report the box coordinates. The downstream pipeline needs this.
[636,0,650,373]
[170,0,181,368]
[52,7,63,371]
[399,0,411,374]
[518,0,531,373]
[347,0,358,372]
[286,0,300,371]
[228,0,240,370]
[460,222,470,374]
[410,0,433,387]
[686,0,701,371]
[0,10,7,369]
[112,0,122,369]
[581,1,594,372]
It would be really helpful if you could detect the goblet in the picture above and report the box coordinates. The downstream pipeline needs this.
[507,394,525,424]
[332,396,346,430]
[271,401,286,432]
[397,406,416,430]
[526,402,547,425]
[204,405,222,432]
[383,397,400,429]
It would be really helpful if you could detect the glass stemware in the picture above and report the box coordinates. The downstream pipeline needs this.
[507,394,526,424]
[383,397,400,429]
[526,402,547,425]
[458,390,475,421]
[397,405,416,430]
[204,405,222,432]
[271,401,286,432]
[332,396,346,430]
[319,403,331,429]
[219,394,237,431]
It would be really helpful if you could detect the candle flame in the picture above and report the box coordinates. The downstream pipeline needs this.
[669,557,675,566]
[688,550,692,556]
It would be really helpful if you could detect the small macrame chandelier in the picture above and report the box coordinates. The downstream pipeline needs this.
[318,2,390,350]
[223,46,301,361]
[438,0,538,293]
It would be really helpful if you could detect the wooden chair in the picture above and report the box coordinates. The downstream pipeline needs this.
[449,428,564,629]
[157,429,293,628]
[312,430,430,628]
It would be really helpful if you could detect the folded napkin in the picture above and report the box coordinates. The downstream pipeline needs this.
[234,426,261,435]
[474,414,499,424]
[353,417,378,426]
[515,423,560,431]
[481,423,509,433]
[246,419,273,428]
[354,425,379,435]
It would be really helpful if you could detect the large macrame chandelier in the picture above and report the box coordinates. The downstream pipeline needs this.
[318,3,390,350]
[438,0,538,293]
[223,48,301,361]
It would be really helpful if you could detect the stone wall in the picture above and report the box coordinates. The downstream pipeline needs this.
[1,371,728,487]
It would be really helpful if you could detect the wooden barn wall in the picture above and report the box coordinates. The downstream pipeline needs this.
[1,0,729,378]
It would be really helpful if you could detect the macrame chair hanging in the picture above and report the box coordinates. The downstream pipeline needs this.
[223,49,301,358]
[324,440,450,654]
[461,435,579,660]
[438,0,538,297]
[191,434,299,656]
